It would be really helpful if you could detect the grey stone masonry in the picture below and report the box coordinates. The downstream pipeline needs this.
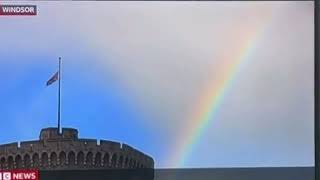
[0,128,154,170]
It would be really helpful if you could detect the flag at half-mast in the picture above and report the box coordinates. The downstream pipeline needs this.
[46,72,59,86]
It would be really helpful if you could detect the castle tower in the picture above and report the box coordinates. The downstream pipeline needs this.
[0,127,154,170]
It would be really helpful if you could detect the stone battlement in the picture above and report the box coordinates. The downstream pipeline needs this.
[0,128,154,170]
[40,127,78,141]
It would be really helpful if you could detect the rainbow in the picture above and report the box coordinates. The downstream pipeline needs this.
[170,13,275,168]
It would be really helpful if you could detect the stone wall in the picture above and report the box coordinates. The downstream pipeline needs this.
[0,128,154,170]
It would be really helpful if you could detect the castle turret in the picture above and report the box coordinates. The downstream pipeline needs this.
[40,128,78,141]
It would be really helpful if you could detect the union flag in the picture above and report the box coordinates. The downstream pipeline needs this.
[46,71,59,86]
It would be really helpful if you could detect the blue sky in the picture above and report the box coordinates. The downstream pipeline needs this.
[0,1,314,168]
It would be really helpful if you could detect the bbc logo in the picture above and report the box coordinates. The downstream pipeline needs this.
[0,172,11,180]
[0,170,38,180]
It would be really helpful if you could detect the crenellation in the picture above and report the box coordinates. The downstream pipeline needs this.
[0,128,154,170]
[78,139,97,147]
[100,140,121,151]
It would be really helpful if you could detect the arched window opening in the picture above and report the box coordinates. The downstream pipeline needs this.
[86,152,93,167]
[77,151,84,167]
[23,154,31,168]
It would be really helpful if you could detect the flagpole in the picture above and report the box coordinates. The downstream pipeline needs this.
[58,57,61,134]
